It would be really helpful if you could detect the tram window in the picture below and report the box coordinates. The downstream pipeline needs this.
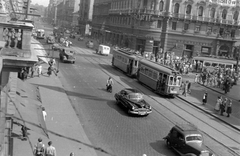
[153,72,158,80]
[145,68,149,75]
[140,66,145,73]
[204,62,211,67]
[219,64,225,68]
[135,60,138,66]
[212,63,218,67]
[163,74,167,84]
[177,77,181,86]
[169,76,174,85]
[159,73,163,82]
[148,70,153,77]
[226,64,232,69]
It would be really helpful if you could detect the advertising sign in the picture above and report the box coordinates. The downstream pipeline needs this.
[210,0,237,6]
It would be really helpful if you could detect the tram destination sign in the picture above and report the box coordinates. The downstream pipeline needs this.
[210,0,237,6]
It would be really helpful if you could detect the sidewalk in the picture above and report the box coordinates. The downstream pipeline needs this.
[180,73,240,131]
[12,39,98,156]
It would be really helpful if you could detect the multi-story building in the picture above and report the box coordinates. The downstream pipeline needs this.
[78,0,95,35]
[72,0,80,29]
[57,0,78,29]
[92,0,240,59]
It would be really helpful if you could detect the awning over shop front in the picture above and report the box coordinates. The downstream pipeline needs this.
[6,78,48,138]
[12,96,48,138]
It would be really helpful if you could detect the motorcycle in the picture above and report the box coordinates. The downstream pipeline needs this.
[106,84,112,93]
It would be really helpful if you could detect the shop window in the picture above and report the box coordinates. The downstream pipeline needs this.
[201,46,211,54]
[186,5,192,15]
[157,20,162,28]
[172,22,177,30]
[195,25,200,32]
[153,41,160,55]
[174,3,180,14]
[207,26,212,32]
[231,29,235,38]
[184,23,189,30]
[198,6,203,17]
[3,28,23,49]
[222,9,227,19]
[219,28,224,36]
[185,45,193,51]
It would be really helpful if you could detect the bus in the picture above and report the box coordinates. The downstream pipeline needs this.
[138,59,182,96]
[193,56,236,72]
[112,48,143,77]
[36,29,45,39]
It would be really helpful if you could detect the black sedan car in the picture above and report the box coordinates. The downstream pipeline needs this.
[114,88,152,116]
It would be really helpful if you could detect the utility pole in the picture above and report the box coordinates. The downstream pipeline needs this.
[25,0,31,20]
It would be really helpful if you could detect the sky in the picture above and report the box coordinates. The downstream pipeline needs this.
[31,0,49,7]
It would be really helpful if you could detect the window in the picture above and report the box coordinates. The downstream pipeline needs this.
[172,22,177,30]
[159,0,164,11]
[231,29,235,38]
[148,70,153,77]
[195,25,200,32]
[219,28,224,36]
[201,46,211,54]
[185,45,193,50]
[233,11,239,21]
[174,3,180,14]
[157,20,162,28]
[184,23,189,30]
[186,5,192,14]
[207,26,212,32]
[153,72,158,80]
[222,9,227,19]
[198,6,203,17]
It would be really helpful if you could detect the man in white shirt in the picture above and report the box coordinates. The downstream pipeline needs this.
[45,141,56,156]
[42,107,47,121]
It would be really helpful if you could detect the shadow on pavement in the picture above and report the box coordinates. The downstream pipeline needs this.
[149,140,174,155]
[106,100,130,117]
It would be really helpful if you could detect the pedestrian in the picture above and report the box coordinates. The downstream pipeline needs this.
[42,107,47,121]
[45,141,57,156]
[21,125,27,140]
[47,65,53,77]
[202,92,208,105]
[226,99,232,117]
[31,64,36,78]
[34,138,45,156]
[181,82,186,97]
[220,98,227,116]
[187,81,191,94]
[214,96,221,112]
[37,64,42,77]
[194,74,198,83]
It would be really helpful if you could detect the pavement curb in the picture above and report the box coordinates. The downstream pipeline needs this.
[197,82,239,102]
[177,95,240,133]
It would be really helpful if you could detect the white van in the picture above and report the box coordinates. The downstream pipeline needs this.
[97,45,110,56]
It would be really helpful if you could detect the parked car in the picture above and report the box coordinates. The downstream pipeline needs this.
[163,124,215,156]
[114,88,152,116]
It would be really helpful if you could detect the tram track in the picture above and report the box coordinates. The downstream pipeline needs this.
[72,47,240,155]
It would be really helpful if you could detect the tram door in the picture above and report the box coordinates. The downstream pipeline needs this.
[128,59,134,75]
[156,73,163,92]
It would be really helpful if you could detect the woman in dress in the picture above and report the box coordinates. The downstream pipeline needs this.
[214,96,221,112]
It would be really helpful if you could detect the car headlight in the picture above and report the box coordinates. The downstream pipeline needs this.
[131,106,135,111]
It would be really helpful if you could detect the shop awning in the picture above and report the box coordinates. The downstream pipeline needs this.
[11,95,48,138]
[6,78,48,138]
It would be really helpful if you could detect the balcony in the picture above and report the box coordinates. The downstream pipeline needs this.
[109,8,164,16]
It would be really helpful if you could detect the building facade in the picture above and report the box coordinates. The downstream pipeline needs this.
[78,0,95,35]
[92,0,240,59]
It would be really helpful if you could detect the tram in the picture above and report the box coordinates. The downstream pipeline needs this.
[112,48,143,77]
[193,56,236,72]
[138,59,182,96]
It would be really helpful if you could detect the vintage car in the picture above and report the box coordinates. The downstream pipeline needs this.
[59,47,75,64]
[163,124,215,156]
[46,36,55,44]
[86,41,94,49]
[114,88,152,116]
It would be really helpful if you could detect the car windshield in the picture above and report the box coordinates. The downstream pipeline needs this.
[186,134,203,142]
[128,93,143,102]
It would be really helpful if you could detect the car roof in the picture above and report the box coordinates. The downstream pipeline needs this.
[174,124,201,136]
[123,88,141,94]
